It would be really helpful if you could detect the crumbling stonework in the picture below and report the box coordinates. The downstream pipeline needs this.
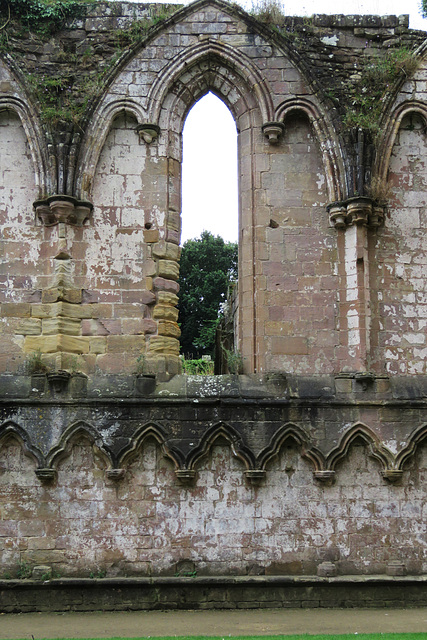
[0,0,426,609]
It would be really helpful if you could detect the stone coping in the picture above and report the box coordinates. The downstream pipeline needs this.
[88,2,409,29]
[0,373,426,401]
[1,574,426,587]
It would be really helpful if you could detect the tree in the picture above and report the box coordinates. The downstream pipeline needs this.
[178,231,238,358]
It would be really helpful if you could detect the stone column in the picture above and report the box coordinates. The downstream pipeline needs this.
[329,197,384,372]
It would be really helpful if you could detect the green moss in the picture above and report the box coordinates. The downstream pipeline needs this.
[0,0,89,37]
[342,48,418,136]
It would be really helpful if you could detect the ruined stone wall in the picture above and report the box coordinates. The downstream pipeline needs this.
[0,0,426,377]
[0,0,426,597]
[1,433,426,577]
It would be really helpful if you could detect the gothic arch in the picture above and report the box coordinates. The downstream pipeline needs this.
[275,98,345,202]
[375,100,427,186]
[185,422,255,472]
[0,420,43,467]
[257,422,325,472]
[147,38,274,127]
[326,422,393,473]
[0,95,48,197]
[46,421,115,471]
[119,423,182,470]
[395,423,427,471]
[76,99,147,199]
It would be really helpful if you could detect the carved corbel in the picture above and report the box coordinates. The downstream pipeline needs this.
[346,198,372,226]
[262,121,285,145]
[106,469,126,482]
[35,468,57,484]
[34,195,93,227]
[382,469,403,483]
[137,124,161,144]
[328,197,384,230]
[175,469,196,484]
[313,470,335,484]
[245,469,266,486]
[328,205,347,229]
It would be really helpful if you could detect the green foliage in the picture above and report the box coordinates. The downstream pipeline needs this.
[343,48,418,136]
[250,0,286,26]
[17,561,32,579]
[178,231,238,358]
[89,568,106,579]
[0,0,88,37]
[222,347,243,374]
[422,0,427,17]
[114,8,178,48]
[181,357,214,375]
[27,349,48,374]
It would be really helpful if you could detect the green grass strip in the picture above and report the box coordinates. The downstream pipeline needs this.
[13,634,427,640]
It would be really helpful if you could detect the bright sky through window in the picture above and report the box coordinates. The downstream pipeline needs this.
[181,92,238,244]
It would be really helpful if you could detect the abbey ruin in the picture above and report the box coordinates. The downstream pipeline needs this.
[0,0,426,610]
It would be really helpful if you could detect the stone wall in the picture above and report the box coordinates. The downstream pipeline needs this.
[0,0,427,607]
[0,373,426,582]
[0,0,426,376]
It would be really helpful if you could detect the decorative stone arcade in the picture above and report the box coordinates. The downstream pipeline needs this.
[0,0,427,610]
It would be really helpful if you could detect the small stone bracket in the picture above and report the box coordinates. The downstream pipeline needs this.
[34,195,93,227]
[328,197,385,229]
[175,469,196,485]
[262,121,285,145]
[354,371,375,392]
[382,469,403,483]
[317,561,337,577]
[106,469,126,482]
[35,468,57,484]
[386,560,406,576]
[313,470,336,484]
[137,123,161,144]
[245,469,267,486]
[47,370,71,395]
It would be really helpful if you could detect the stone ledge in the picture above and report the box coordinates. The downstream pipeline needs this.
[1,574,426,586]
[0,575,426,613]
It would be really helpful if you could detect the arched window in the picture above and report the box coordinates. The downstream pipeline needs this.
[181,92,238,244]
[179,93,239,366]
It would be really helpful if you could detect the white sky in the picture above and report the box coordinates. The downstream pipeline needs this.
[175,0,427,243]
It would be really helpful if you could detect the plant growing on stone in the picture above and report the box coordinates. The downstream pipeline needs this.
[368,176,394,205]
[0,0,88,37]
[17,561,32,579]
[181,356,214,375]
[343,48,419,137]
[222,347,243,375]
[27,349,48,374]
[250,0,286,26]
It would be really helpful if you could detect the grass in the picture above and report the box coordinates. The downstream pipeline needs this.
[12,634,427,640]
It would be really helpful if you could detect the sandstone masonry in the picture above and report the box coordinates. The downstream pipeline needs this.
[0,0,426,609]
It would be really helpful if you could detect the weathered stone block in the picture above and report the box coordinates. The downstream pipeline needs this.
[1,303,31,318]
[24,335,89,354]
[152,277,180,294]
[158,320,181,338]
[18,318,42,335]
[42,318,81,336]
[148,335,180,355]
[157,291,179,306]
[158,260,179,281]
[143,229,159,243]
[152,304,179,322]
[152,242,180,260]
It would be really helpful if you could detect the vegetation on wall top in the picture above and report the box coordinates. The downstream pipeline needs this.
[0,0,88,36]
[0,0,180,126]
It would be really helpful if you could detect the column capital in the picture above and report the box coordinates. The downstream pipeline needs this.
[327,196,385,230]
[34,195,93,227]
